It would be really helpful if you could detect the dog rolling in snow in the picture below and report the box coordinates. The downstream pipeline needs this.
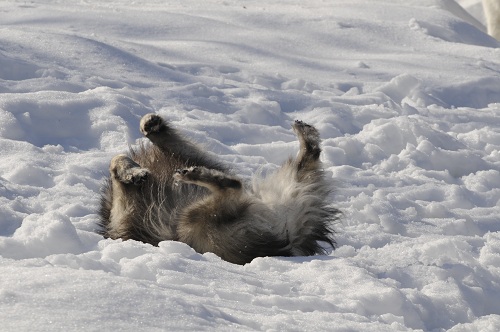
[98,113,340,265]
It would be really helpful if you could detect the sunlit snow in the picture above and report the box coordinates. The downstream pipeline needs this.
[1,0,499,331]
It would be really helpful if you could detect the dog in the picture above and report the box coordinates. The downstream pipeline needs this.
[98,113,340,265]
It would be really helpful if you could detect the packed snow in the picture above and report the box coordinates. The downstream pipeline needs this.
[1,0,500,330]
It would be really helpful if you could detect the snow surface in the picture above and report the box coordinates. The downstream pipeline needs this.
[1,0,500,331]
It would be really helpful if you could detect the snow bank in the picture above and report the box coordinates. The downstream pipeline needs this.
[1,0,499,330]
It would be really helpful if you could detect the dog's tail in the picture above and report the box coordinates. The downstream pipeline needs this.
[252,163,340,256]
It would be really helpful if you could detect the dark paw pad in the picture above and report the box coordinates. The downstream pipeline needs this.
[130,168,149,185]
[123,168,150,185]
[140,113,165,136]
[292,120,319,140]
[174,167,199,181]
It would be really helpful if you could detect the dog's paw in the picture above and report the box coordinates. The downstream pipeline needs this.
[292,120,320,142]
[292,120,320,149]
[123,167,150,185]
[173,166,201,182]
[140,113,166,136]
[111,154,150,185]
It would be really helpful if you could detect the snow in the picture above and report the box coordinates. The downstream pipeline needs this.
[1,0,499,330]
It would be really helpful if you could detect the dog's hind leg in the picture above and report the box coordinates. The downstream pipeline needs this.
[172,166,248,259]
[291,120,322,178]
[254,120,339,256]
[174,166,295,264]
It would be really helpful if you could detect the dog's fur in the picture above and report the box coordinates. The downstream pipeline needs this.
[98,113,340,265]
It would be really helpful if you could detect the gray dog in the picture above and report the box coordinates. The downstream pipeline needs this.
[98,113,340,265]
